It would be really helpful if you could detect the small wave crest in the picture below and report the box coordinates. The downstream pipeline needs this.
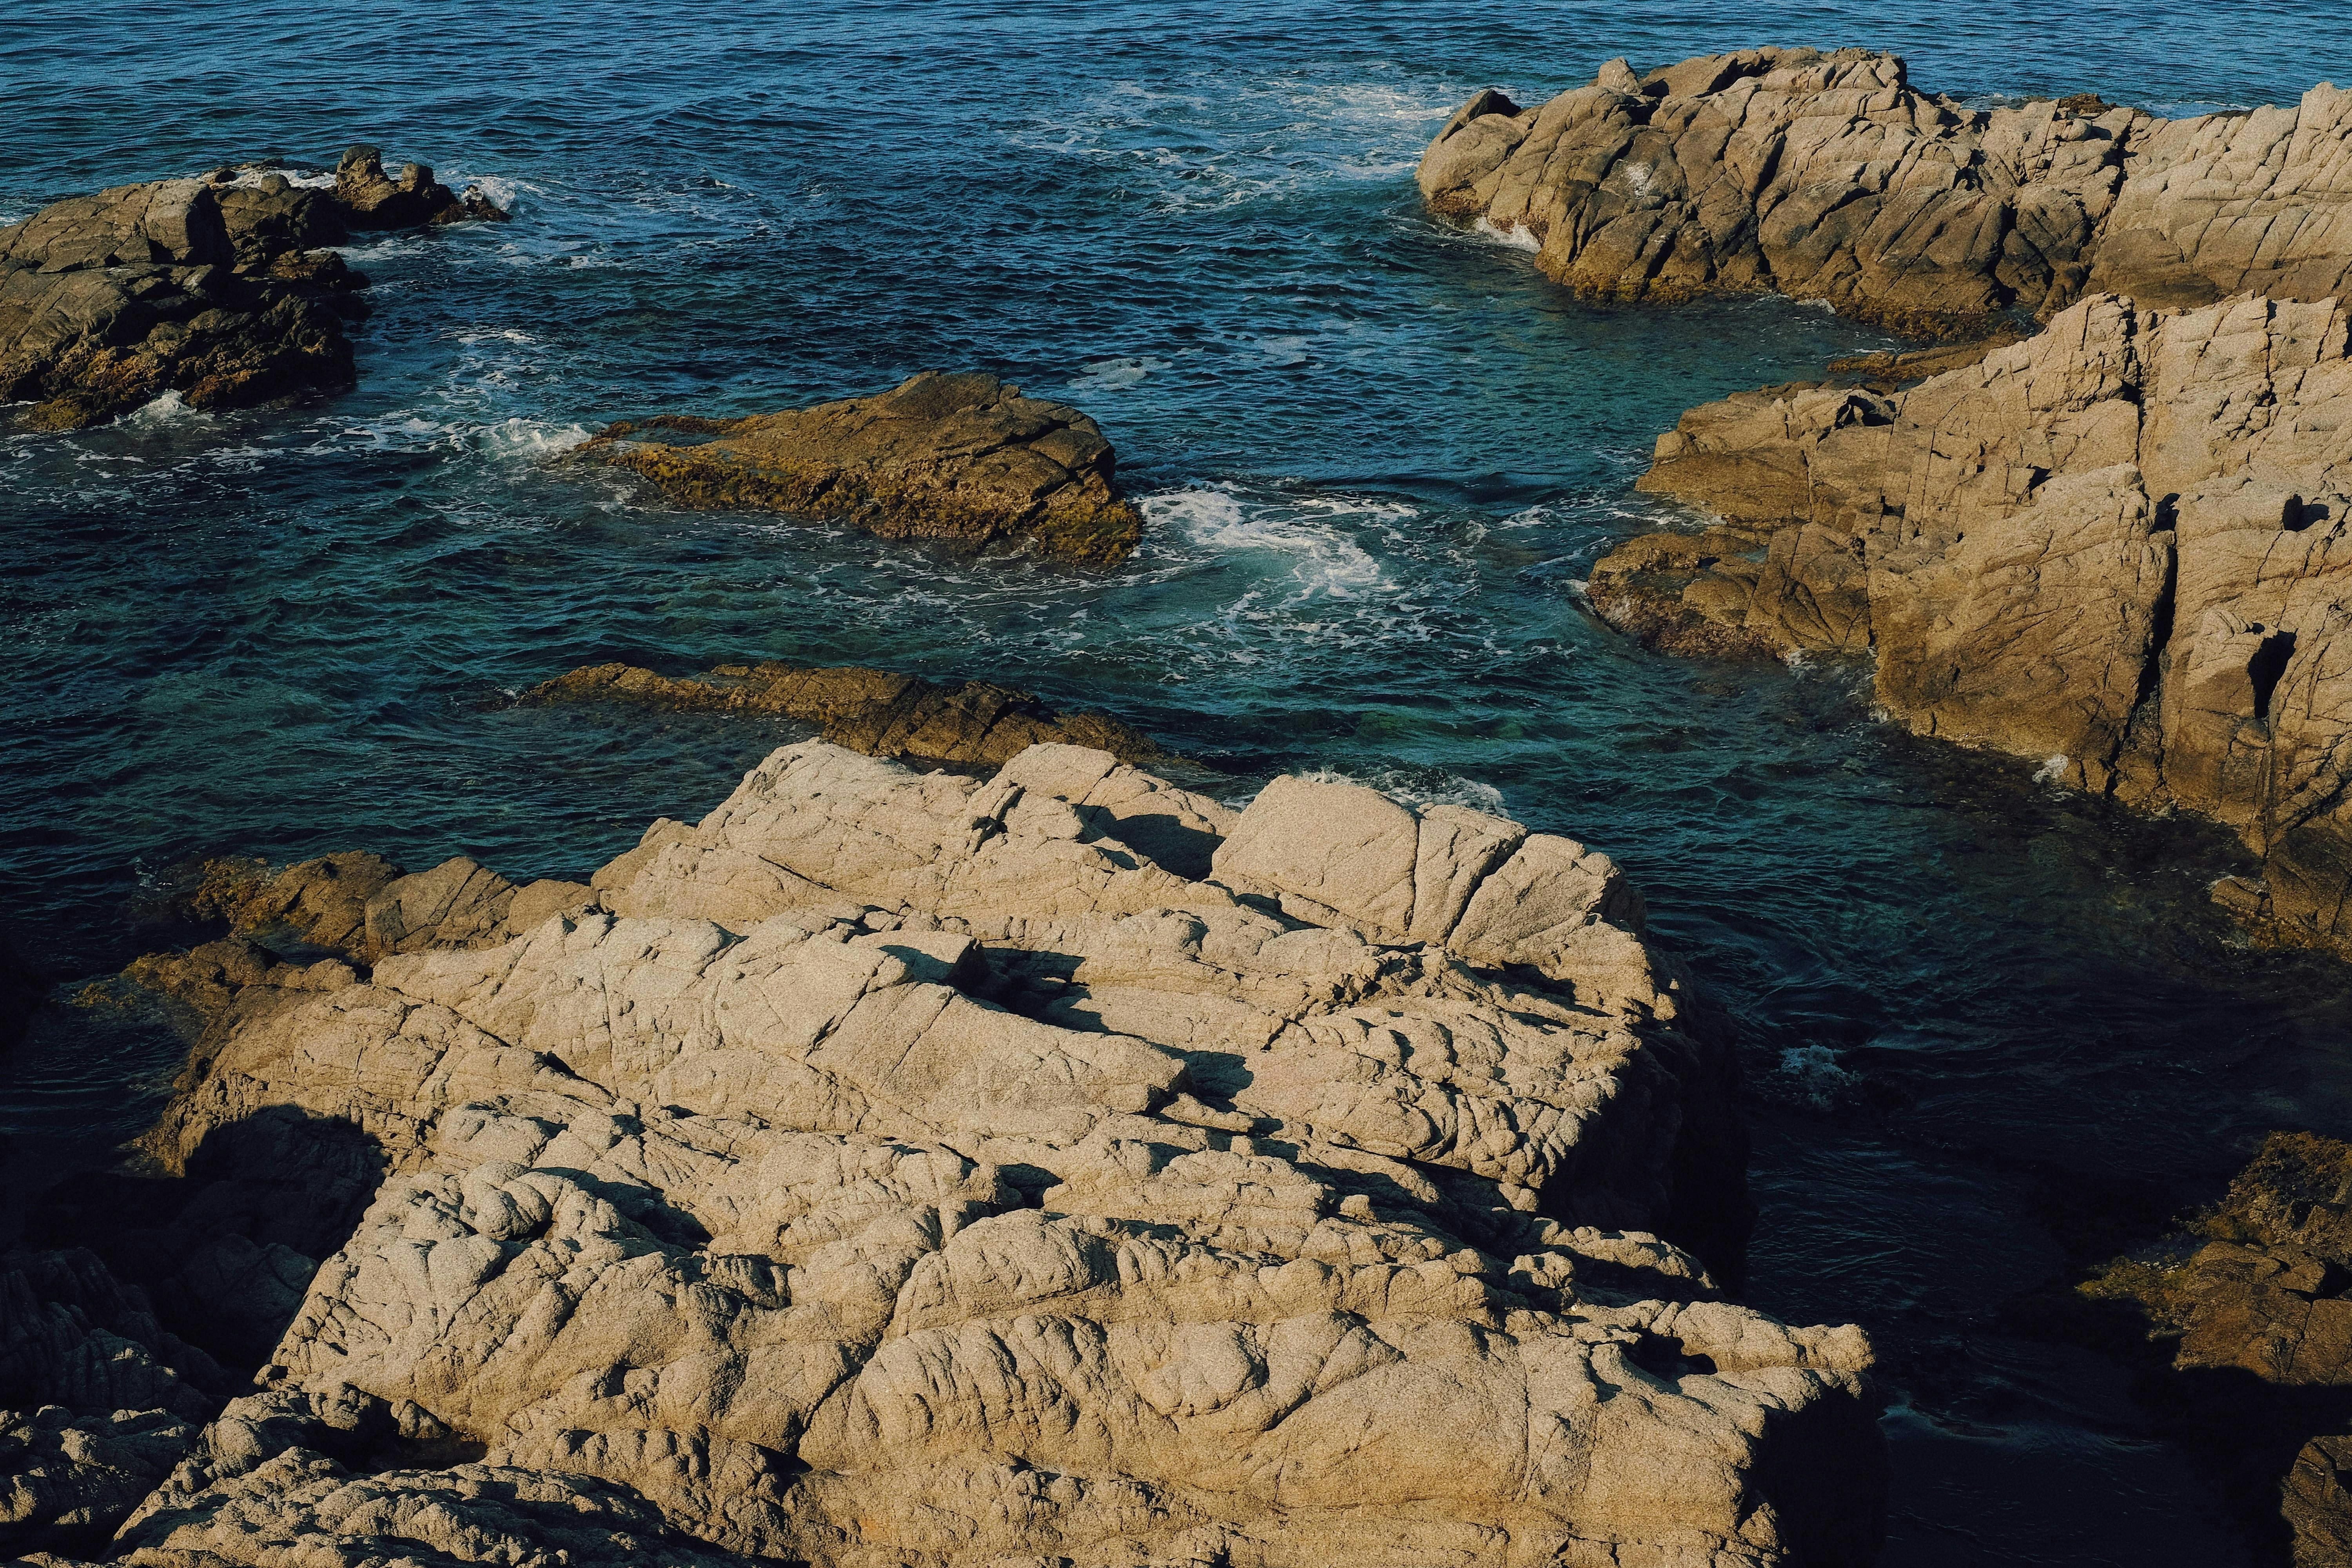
[1472,217,1540,252]
[127,390,207,425]
[1145,484,1387,600]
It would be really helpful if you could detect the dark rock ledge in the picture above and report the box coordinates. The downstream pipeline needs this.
[1,145,505,431]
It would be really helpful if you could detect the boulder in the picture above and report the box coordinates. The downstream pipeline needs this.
[58,741,1883,1567]
[1421,49,2352,335]
[585,371,1146,564]
[1606,290,2352,953]
[527,659,1170,773]
[1,149,505,430]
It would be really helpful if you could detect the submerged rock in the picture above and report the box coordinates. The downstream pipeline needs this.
[0,147,506,431]
[526,659,1169,772]
[585,371,1147,564]
[1421,49,2352,336]
[1601,290,2352,955]
[33,742,1885,1566]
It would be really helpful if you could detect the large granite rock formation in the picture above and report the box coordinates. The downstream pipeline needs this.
[526,660,1169,773]
[16,742,1886,1566]
[1,146,504,430]
[585,371,1147,565]
[2075,1132,2352,1566]
[1420,49,2352,336]
[1595,290,2352,953]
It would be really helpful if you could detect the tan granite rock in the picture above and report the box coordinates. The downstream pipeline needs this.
[79,742,1882,1567]
[585,371,1146,564]
[1422,50,2351,336]
[1610,290,2352,952]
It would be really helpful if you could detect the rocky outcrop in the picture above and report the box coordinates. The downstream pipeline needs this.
[586,371,1146,565]
[27,742,1884,1566]
[1421,49,2352,336]
[1,147,505,430]
[1596,290,2352,953]
[2075,1132,2352,1565]
[526,659,1169,773]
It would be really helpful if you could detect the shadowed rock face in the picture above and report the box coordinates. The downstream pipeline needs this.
[526,659,1170,775]
[586,371,1147,564]
[0,147,504,431]
[2073,1132,2352,1565]
[18,741,1887,1567]
[1420,49,2352,336]
[1599,290,2352,955]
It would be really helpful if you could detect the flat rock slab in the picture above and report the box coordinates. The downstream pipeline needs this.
[527,659,1170,772]
[586,371,1145,564]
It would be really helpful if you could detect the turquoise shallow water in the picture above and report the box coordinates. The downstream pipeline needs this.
[7,4,2352,1561]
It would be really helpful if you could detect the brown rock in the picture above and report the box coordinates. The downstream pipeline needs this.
[1613,291,2352,953]
[585,371,1145,564]
[2076,1132,2352,1562]
[1,150,505,430]
[524,658,1169,771]
[1422,50,2352,336]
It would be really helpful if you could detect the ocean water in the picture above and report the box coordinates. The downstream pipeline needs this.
[7,3,2352,1561]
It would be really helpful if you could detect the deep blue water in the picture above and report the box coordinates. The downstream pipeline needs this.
[7,4,2352,1562]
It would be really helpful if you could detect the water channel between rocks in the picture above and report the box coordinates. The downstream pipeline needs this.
[7,2,2352,1562]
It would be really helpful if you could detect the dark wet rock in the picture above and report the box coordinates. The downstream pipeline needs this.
[1421,49,2352,336]
[332,144,506,230]
[526,658,1170,771]
[1603,290,2352,956]
[1,149,506,431]
[585,370,1146,564]
[2069,1132,2352,1564]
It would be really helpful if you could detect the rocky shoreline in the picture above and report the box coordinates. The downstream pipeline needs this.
[1421,51,2352,960]
[0,145,503,430]
[5,739,1883,1565]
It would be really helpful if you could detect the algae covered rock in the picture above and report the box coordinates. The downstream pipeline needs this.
[587,371,1146,564]
[526,659,1169,771]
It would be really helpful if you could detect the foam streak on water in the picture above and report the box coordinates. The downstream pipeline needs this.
[6,4,2350,1563]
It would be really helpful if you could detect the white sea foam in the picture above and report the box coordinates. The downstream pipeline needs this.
[1472,217,1541,252]
[474,418,592,457]
[1146,485,1386,600]
[223,166,336,191]
[2033,753,2070,784]
[1065,355,1168,392]
[1292,765,1509,815]
[1778,1044,1857,1109]
[126,390,205,425]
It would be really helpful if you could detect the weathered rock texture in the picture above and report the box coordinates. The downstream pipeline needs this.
[526,660,1169,772]
[1599,290,2352,953]
[586,371,1147,565]
[2076,1132,2352,1566]
[1421,49,2352,336]
[1,146,503,430]
[30,742,1884,1566]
